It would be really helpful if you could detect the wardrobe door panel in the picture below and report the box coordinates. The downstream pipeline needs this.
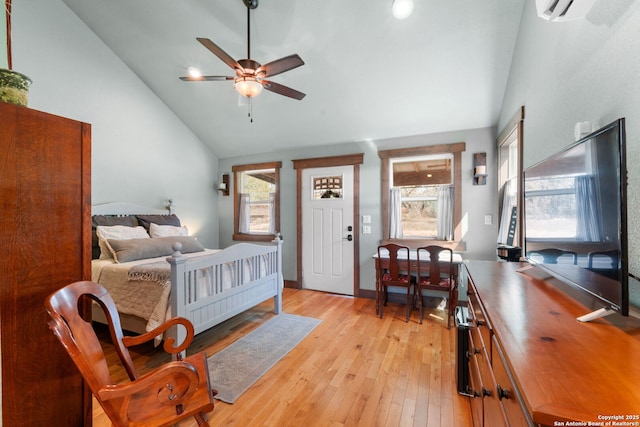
[1,102,91,426]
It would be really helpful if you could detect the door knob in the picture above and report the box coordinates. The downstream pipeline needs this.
[344,234,353,241]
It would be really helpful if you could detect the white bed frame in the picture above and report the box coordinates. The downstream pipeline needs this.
[91,202,283,344]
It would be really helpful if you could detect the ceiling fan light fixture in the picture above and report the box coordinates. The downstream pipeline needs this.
[392,0,414,19]
[186,66,203,79]
[234,76,263,97]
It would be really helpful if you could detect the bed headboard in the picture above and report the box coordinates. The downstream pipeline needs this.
[91,202,179,259]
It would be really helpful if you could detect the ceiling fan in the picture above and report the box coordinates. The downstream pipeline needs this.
[180,0,305,101]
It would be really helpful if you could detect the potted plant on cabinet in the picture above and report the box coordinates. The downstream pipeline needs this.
[1,0,31,106]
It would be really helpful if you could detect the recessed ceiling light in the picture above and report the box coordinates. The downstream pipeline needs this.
[392,0,414,19]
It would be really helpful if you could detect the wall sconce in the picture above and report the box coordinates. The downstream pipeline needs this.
[218,174,230,196]
[166,198,175,214]
[473,152,487,185]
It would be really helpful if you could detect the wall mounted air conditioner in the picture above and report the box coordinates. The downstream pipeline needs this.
[535,0,598,22]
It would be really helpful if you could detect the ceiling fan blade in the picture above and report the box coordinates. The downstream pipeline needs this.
[262,80,306,100]
[258,54,304,78]
[179,76,234,81]
[196,37,243,72]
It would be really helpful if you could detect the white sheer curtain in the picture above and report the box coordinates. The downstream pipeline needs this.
[436,184,454,240]
[389,187,403,239]
[497,178,518,244]
[575,175,602,241]
[239,193,251,233]
[268,192,276,234]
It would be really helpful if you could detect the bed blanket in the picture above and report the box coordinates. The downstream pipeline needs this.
[92,249,220,332]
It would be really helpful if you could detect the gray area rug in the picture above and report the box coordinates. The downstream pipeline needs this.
[207,313,321,403]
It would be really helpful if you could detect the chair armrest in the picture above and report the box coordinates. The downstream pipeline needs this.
[97,360,200,405]
[122,317,194,355]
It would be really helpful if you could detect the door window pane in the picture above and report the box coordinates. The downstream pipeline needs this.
[312,175,343,199]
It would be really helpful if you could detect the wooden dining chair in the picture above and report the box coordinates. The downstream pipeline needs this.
[416,245,457,329]
[376,244,415,322]
[45,281,216,427]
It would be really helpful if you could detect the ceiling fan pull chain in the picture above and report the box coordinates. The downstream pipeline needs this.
[249,97,254,123]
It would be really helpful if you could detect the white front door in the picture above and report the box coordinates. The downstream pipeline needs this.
[301,165,355,295]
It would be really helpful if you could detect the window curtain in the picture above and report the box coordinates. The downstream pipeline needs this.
[239,193,251,233]
[497,178,517,244]
[268,192,276,234]
[436,184,454,240]
[575,175,602,241]
[389,187,403,239]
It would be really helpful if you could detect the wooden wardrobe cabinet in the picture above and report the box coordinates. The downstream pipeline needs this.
[1,101,91,426]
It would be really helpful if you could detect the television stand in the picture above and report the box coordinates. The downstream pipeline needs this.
[463,260,640,426]
[576,306,615,322]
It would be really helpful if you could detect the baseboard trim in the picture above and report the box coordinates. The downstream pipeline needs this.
[358,289,376,300]
[284,280,298,289]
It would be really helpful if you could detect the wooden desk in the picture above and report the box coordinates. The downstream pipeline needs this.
[463,260,640,426]
[373,248,463,270]
[373,249,463,314]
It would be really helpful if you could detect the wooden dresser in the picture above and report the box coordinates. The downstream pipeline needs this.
[462,260,640,427]
[1,101,91,426]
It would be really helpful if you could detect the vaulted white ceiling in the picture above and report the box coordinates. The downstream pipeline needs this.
[61,0,524,159]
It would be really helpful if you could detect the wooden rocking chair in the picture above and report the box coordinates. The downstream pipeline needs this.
[45,281,215,427]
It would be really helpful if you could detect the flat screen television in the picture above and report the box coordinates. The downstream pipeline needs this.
[523,118,630,321]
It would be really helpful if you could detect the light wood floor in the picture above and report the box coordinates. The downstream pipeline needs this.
[93,288,472,426]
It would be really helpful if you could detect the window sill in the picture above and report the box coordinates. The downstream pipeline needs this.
[233,233,276,242]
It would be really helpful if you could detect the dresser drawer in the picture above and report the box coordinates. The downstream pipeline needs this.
[468,349,484,427]
[478,345,509,427]
[469,322,485,355]
[467,293,492,357]
[468,332,509,427]
[491,335,534,427]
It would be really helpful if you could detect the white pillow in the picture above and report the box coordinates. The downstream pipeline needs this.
[96,225,150,259]
[149,222,189,238]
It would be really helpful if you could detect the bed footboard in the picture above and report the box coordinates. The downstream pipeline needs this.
[166,238,284,346]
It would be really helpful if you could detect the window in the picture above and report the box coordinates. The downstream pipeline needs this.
[232,161,281,241]
[497,106,524,247]
[379,143,465,247]
[390,155,453,238]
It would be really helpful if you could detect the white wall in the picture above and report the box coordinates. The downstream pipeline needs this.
[498,0,640,276]
[11,0,221,248]
[219,126,499,292]
[1,7,7,69]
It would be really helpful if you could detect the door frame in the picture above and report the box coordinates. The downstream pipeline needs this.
[292,153,364,296]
